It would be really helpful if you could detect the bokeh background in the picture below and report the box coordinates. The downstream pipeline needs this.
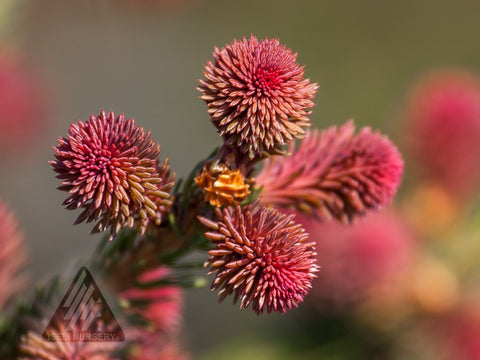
[1,0,480,358]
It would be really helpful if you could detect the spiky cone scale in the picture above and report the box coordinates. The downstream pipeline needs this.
[256,120,404,223]
[50,110,174,240]
[135,157,175,234]
[194,161,251,207]
[199,205,319,314]
[198,35,318,159]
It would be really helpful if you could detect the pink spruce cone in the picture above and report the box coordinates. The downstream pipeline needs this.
[0,200,27,309]
[405,69,480,200]
[50,110,175,240]
[121,267,188,360]
[0,51,48,153]
[432,305,480,360]
[198,35,318,158]
[121,266,183,334]
[295,210,413,306]
[256,120,404,223]
[199,204,319,314]
[129,335,190,360]
[20,320,120,360]
[20,313,188,360]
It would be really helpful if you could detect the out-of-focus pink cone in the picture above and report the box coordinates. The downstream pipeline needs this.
[0,51,48,153]
[121,266,189,360]
[405,69,480,201]
[20,318,121,359]
[0,199,27,310]
[431,304,480,360]
[121,266,183,334]
[297,211,414,307]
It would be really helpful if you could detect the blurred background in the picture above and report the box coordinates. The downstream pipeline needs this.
[1,0,480,359]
